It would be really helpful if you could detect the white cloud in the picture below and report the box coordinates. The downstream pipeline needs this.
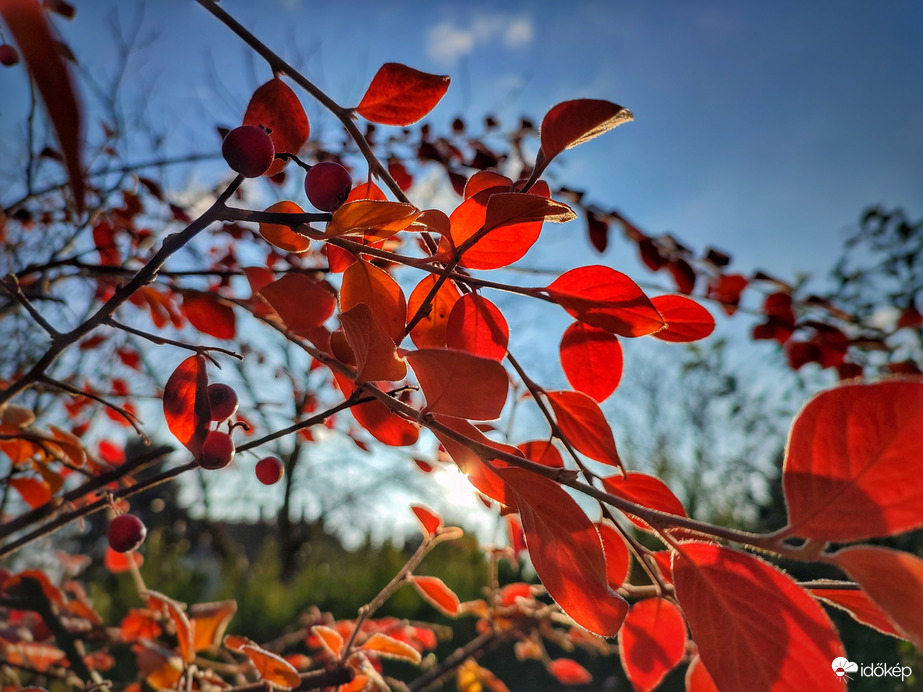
[425,13,534,64]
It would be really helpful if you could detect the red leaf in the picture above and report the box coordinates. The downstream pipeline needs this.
[407,275,461,349]
[546,266,664,337]
[782,380,923,541]
[144,591,195,665]
[617,598,686,692]
[833,546,923,649]
[357,63,450,126]
[685,656,719,692]
[1,0,84,213]
[411,505,443,538]
[586,209,609,253]
[10,477,52,508]
[243,77,309,177]
[496,467,628,636]
[335,373,419,447]
[260,274,337,335]
[517,440,563,468]
[406,348,508,420]
[540,99,633,164]
[182,292,236,340]
[546,390,621,467]
[410,575,460,616]
[706,274,748,316]
[340,303,407,383]
[326,200,421,240]
[548,659,592,685]
[810,588,903,639]
[595,522,630,589]
[190,601,237,653]
[340,259,407,343]
[105,548,143,573]
[650,295,715,343]
[445,293,509,361]
[668,258,696,294]
[259,200,311,253]
[673,542,845,692]
[240,644,301,689]
[602,472,687,530]
[560,322,623,402]
[163,355,210,456]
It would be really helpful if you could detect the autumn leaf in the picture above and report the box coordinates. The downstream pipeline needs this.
[259,201,311,252]
[260,274,337,335]
[445,293,509,361]
[143,590,195,665]
[361,633,422,664]
[548,659,592,685]
[340,303,407,383]
[595,522,631,589]
[326,200,421,240]
[810,588,903,639]
[407,275,461,349]
[601,472,687,530]
[650,294,716,343]
[559,322,623,402]
[410,575,460,616]
[163,355,210,456]
[340,260,407,343]
[406,348,508,420]
[411,505,443,538]
[182,291,236,340]
[546,390,621,467]
[357,63,450,126]
[539,99,633,167]
[243,77,309,176]
[617,598,686,692]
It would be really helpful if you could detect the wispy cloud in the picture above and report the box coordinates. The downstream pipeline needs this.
[426,13,534,64]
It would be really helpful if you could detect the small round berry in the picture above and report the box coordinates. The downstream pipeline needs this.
[222,125,275,178]
[304,161,352,212]
[0,44,20,67]
[199,430,235,470]
[255,456,284,485]
[207,383,239,422]
[108,514,147,553]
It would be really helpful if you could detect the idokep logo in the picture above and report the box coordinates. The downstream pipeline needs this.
[832,657,913,683]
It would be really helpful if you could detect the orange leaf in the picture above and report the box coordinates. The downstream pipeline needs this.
[782,380,923,541]
[105,547,143,573]
[407,274,461,349]
[546,266,664,337]
[340,303,407,383]
[406,348,508,420]
[548,659,592,685]
[496,467,628,636]
[182,292,236,340]
[144,590,195,665]
[410,575,460,616]
[311,624,344,657]
[240,644,302,689]
[617,598,686,692]
[121,609,163,642]
[540,98,633,164]
[833,546,923,649]
[48,424,86,467]
[445,294,509,361]
[685,655,719,692]
[223,634,256,652]
[601,472,687,530]
[595,522,630,589]
[361,632,422,664]
[326,200,421,240]
[517,440,563,468]
[560,322,623,402]
[190,600,237,653]
[335,373,420,447]
[673,542,845,692]
[546,390,621,467]
[259,274,336,335]
[259,201,311,253]
[810,588,903,639]
[357,63,450,126]
[162,355,210,456]
[243,77,309,176]
[10,477,52,508]
[482,192,575,232]
[650,295,716,343]
[411,505,443,538]
[464,171,512,198]
[340,260,407,343]
[1,0,84,214]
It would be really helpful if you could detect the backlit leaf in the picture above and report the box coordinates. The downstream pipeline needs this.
[782,380,923,541]
[650,295,716,343]
[406,348,508,419]
[410,575,460,616]
[260,274,337,335]
[341,260,407,343]
[312,625,343,657]
[685,656,719,692]
[672,542,845,692]
[482,192,576,232]
[540,99,633,163]
[810,588,902,639]
[105,548,143,573]
[182,292,236,340]
[407,274,461,349]
[335,373,419,447]
[163,355,210,456]
[595,522,630,589]
[617,598,686,692]
[496,467,628,636]
[517,440,563,468]
[411,505,443,537]
[357,63,450,126]
[10,477,52,508]
[190,600,237,653]
[445,293,509,361]
[547,390,621,467]
[326,200,421,240]
[361,633,422,664]
[243,77,309,176]
[548,659,592,685]
[1,0,84,213]
[833,546,923,649]
[259,201,311,253]
[546,266,664,337]
[143,590,195,664]
[602,472,687,530]
[560,322,623,402]
[340,303,407,383]
[240,644,301,689]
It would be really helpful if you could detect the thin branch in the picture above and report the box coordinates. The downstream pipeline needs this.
[39,375,149,440]
[107,318,242,364]
[2,273,62,338]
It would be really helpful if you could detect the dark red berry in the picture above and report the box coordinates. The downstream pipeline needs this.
[108,514,147,553]
[0,44,19,67]
[207,383,239,421]
[304,161,352,212]
[199,430,235,470]
[222,125,275,178]
[255,456,284,485]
